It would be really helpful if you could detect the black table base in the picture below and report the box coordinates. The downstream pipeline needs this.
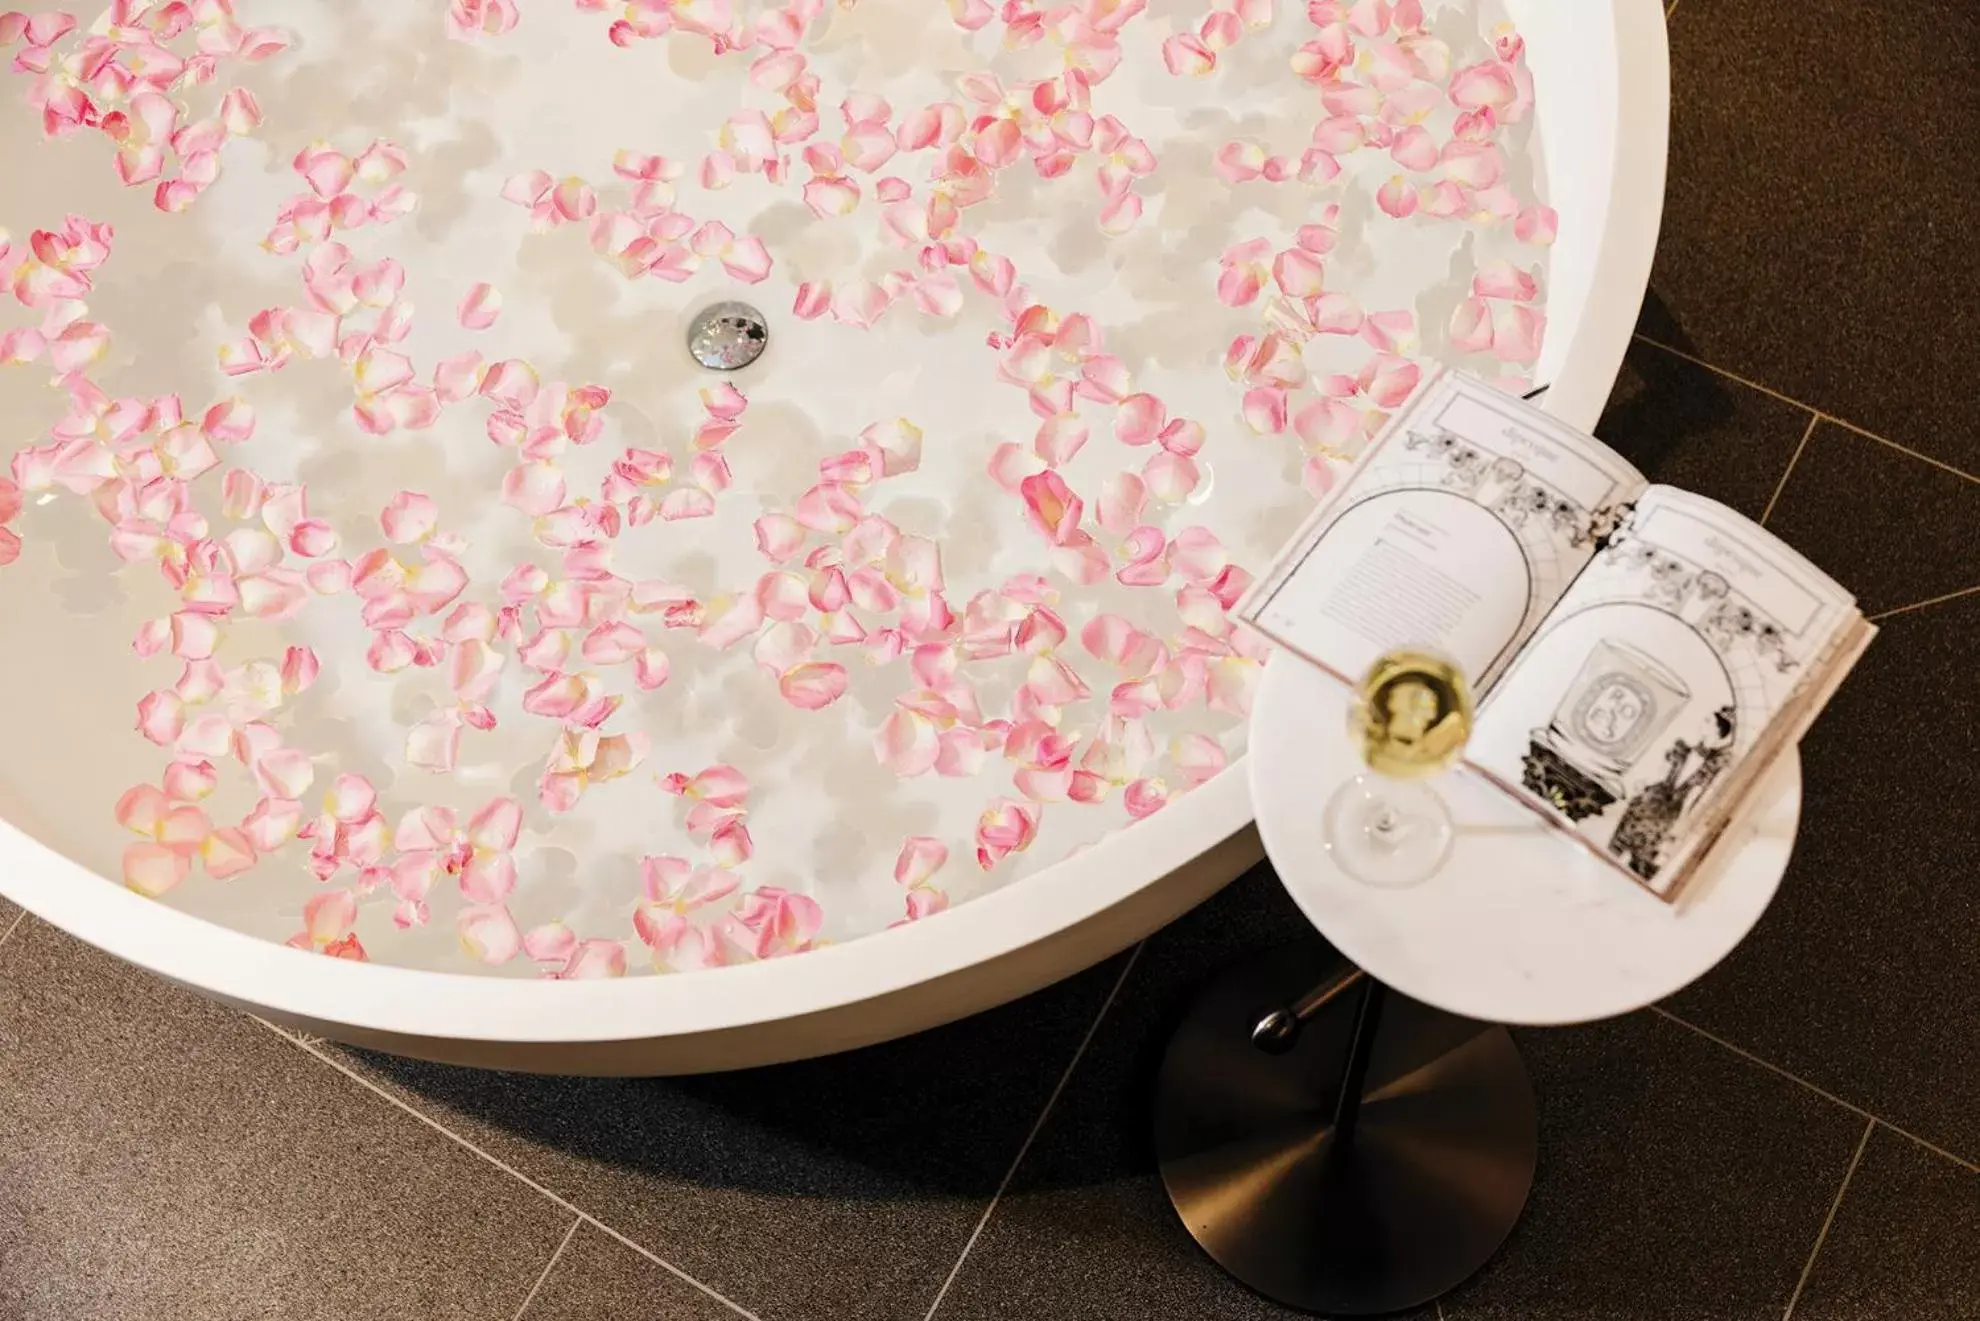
[1154,942,1537,1315]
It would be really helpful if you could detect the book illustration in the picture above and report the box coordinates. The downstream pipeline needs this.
[1399,428,1645,558]
[1521,638,1693,819]
[1607,705,1737,881]
[1700,602,1798,673]
[1605,535,1801,673]
[1403,427,1589,539]
[1580,500,1636,553]
[1402,427,1493,493]
[1471,597,1741,892]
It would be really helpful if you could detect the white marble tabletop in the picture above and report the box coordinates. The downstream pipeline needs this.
[1248,657,1802,1026]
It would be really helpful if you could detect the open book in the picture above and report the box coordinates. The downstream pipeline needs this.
[1238,369,1875,901]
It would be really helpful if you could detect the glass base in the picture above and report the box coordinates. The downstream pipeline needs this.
[1323,774,1454,888]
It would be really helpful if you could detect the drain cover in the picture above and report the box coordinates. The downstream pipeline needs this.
[687,301,769,371]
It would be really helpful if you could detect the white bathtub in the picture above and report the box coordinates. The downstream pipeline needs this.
[0,0,1668,1073]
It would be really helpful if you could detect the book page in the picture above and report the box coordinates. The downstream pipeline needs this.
[1239,369,1645,693]
[1467,487,1861,897]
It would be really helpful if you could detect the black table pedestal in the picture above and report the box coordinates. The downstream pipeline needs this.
[1154,942,1537,1315]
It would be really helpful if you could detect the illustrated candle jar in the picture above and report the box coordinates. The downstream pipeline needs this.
[1544,640,1692,790]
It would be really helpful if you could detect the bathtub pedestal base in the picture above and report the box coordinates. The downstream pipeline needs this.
[1153,942,1536,1315]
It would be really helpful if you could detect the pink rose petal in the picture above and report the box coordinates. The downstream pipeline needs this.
[894,836,949,887]
[457,282,503,330]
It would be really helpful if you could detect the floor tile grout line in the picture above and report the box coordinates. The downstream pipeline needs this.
[1781,1117,1874,1320]
[288,1030,766,1320]
[574,1217,769,1319]
[1867,582,1980,623]
[243,1018,765,1321]
[921,941,1147,1321]
[509,1215,582,1321]
[1830,425,1980,485]
[1649,1007,1980,1173]
[247,1013,300,1043]
[1632,333,1818,413]
[1759,414,1820,526]
[1631,334,1980,486]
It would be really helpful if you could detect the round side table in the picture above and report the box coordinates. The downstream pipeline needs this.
[1154,657,1802,1314]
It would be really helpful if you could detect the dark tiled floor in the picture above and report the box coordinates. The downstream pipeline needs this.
[933,874,1872,1321]
[333,953,1130,1321]
[927,874,1358,1321]
[1596,341,1815,521]
[0,921,573,1321]
[1646,0,1980,475]
[1761,424,1980,615]
[1440,1013,1866,1321]
[1666,590,1980,1161]
[4,5,1979,1320]
[517,1224,743,1321]
[1790,1126,1980,1321]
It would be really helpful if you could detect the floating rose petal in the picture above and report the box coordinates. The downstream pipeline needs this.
[555,940,627,979]
[1026,654,1090,707]
[1242,387,1288,435]
[1359,355,1423,408]
[1450,60,1518,110]
[1019,471,1083,546]
[1295,398,1360,455]
[381,491,438,543]
[1474,259,1540,303]
[122,841,190,897]
[1034,415,1088,467]
[1116,526,1169,587]
[1098,191,1143,236]
[1449,297,1495,354]
[458,904,522,964]
[1304,457,1340,499]
[975,798,1040,869]
[1273,248,1326,299]
[1172,734,1228,788]
[1162,33,1216,76]
[1144,453,1202,504]
[1170,527,1228,584]
[709,818,753,869]
[1515,204,1560,246]
[894,889,949,925]
[524,921,579,965]
[201,828,258,880]
[722,887,822,960]
[875,708,940,777]
[1216,140,1266,183]
[1096,473,1148,536]
[406,713,462,773]
[1124,778,1171,818]
[779,661,848,710]
[458,282,503,330]
[1490,303,1546,364]
[894,836,949,888]
[665,764,750,809]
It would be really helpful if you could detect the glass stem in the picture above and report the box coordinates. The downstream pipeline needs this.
[1371,804,1402,841]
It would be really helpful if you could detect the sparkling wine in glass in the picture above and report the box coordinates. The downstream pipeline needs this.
[1323,649,1475,888]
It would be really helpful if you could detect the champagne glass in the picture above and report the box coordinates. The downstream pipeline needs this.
[1322,648,1475,887]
